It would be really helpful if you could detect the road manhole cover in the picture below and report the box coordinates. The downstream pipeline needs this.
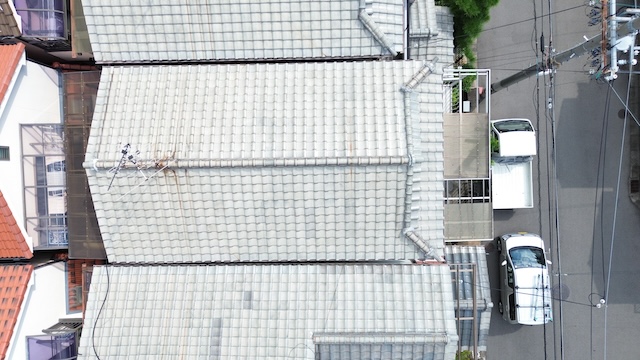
[551,283,570,301]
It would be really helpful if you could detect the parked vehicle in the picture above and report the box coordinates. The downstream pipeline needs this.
[491,118,536,209]
[497,232,553,325]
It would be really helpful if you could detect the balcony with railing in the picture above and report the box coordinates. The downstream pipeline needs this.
[21,124,69,250]
[14,0,66,39]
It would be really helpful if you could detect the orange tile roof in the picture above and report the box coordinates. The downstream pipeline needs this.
[0,43,25,105]
[0,264,32,359]
[0,191,32,260]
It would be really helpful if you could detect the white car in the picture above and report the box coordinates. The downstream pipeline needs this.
[497,233,553,325]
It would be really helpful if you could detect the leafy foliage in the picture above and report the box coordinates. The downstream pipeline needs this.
[451,85,460,112]
[490,134,500,153]
[455,350,474,360]
[437,0,500,66]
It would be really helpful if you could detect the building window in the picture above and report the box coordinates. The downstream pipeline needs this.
[14,0,67,39]
[0,146,8,160]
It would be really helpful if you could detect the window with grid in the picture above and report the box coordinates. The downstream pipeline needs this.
[0,146,8,160]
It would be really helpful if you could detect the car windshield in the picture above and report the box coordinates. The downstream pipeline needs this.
[493,120,533,133]
[509,246,546,269]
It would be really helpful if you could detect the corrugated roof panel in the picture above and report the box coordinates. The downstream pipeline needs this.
[79,264,458,359]
[81,0,403,63]
[445,246,491,305]
[445,245,493,352]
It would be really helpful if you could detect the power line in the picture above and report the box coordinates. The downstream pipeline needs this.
[608,82,640,127]
[451,264,602,307]
[603,49,634,360]
[481,4,585,33]
[591,84,612,360]
[425,3,586,49]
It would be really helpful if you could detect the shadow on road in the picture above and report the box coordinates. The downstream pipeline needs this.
[555,79,640,305]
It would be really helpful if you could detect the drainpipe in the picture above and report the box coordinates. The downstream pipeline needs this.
[404,0,410,60]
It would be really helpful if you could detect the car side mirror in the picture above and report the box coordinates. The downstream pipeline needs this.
[546,260,552,265]
[501,260,507,266]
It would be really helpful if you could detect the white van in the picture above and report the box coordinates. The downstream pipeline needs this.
[497,233,553,325]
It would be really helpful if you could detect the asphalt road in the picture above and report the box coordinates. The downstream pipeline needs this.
[477,0,640,359]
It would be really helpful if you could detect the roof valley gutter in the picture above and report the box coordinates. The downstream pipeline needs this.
[93,56,389,67]
[101,260,451,267]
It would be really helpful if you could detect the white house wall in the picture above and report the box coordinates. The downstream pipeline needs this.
[7,262,70,360]
[0,61,62,248]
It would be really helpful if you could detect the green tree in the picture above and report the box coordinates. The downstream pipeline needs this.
[455,350,474,360]
[437,0,500,65]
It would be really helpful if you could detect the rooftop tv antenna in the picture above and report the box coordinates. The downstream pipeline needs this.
[108,143,140,190]
[106,143,170,200]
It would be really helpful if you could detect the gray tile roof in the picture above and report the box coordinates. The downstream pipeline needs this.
[79,263,458,359]
[85,61,445,263]
[81,0,404,63]
[409,0,439,38]
[409,5,455,69]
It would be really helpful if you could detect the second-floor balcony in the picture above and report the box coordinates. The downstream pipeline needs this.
[14,0,66,39]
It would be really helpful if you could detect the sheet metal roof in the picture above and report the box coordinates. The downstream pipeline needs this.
[0,191,32,260]
[445,246,492,352]
[79,263,458,360]
[0,265,32,359]
[81,0,404,63]
[85,61,445,263]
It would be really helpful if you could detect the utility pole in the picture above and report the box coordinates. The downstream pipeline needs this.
[490,13,640,94]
